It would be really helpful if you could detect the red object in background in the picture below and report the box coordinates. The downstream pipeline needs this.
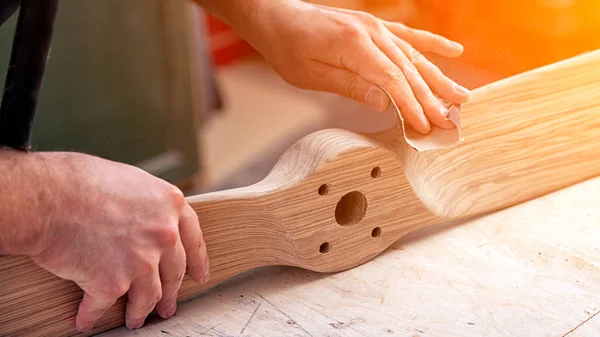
[203,12,256,66]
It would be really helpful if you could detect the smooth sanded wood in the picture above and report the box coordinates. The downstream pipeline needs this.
[98,176,600,337]
[1,50,600,336]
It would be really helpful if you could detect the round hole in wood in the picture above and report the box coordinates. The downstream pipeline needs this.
[335,191,367,226]
[371,227,382,237]
[371,166,381,178]
[319,242,331,253]
[318,184,329,196]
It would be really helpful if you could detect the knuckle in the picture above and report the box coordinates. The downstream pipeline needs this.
[407,27,419,39]
[162,270,185,287]
[357,12,379,27]
[341,22,366,41]
[196,233,207,253]
[102,280,129,299]
[165,185,186,209]
[152,290,162,305]
[140,285,162,308]
[188,236,204,257]
[189,259,208,280]
[409,48,424,64]
[428,92,441,104]
[391,22,410,37]
[403,64,421,82]
[341,76,362,101]
[130,297,161,318]
[424,100,441,115]
[187,248,209,277]
[156,222,179,248]
[137,258,155,275]
[382,66,404,86]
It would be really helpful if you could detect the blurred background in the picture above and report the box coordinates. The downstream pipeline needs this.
[0,0,598,195]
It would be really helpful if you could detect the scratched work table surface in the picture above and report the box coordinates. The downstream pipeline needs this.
[100,176,600,337]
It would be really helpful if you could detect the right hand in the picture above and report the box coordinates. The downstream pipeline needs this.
[223,1,471,134]
[28,152,209,332]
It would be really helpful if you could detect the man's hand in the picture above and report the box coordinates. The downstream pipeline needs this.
[0,150,209,332]
[199,0,471,134]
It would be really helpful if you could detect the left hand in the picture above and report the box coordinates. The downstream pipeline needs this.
[228,1,471,134]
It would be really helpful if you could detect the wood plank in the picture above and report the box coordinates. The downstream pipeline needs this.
[1,49,600,336]
[98,176,600,337]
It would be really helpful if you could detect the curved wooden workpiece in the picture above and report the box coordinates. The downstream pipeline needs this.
[2,50,600,336]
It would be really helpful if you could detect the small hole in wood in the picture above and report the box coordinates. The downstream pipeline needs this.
[318,184,329,196]
[319,242,331,253]
[335,191,367,226]
[371,227,382,238]
[371,166,381,178]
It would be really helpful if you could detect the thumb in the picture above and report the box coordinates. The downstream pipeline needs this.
[310,65,391,112]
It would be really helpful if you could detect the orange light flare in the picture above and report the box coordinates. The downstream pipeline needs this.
[382,0,600,79]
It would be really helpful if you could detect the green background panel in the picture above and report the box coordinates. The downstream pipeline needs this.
[0,0,201,184]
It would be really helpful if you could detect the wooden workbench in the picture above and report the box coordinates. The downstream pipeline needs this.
[97,175,600,337]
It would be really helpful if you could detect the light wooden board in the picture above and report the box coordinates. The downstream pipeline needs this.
[98,176,600,337]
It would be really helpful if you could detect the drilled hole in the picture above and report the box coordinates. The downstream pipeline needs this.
[335,191,367,226]
[319,242,331,253]
[371,166,381,178]
[371,227,382,237]
[318,184,329,196]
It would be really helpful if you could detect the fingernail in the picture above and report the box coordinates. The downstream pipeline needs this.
[366,87,387,112]
[449,40,463,49]
[82,327,93,333]
[200,269,210,284]
[127,318,143,330]
[165,302,177,318]
[440,106,449,118]
[416,113,431,134]
[453,83,470,95]
[133,320,144,329]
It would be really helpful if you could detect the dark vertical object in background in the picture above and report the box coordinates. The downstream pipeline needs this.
[0,0,19,26]
[0,0,59,151]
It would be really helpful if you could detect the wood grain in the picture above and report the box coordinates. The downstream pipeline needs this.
[1,49,600,336]
[98,176,600,337]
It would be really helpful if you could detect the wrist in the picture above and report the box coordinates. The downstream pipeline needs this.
[193,0,301,53]
[0,150,61,256]
[193,0,270,25]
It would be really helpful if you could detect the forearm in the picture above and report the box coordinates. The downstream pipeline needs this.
[0,149,58,256]
[191,0,297,50]
[192,0,269,25]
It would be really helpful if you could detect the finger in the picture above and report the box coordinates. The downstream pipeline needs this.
[383,21,464,57]
[383,36,455,129]
[179,203,210,284]
[308,5,429,132]
[76,292,120,333]
[155,237,186,319]
[392,35,471,105]
[125,268,162,330]
[311,4,463,58]
[369,29,454,130]
[335,36,430,133]
[304,61,391,112]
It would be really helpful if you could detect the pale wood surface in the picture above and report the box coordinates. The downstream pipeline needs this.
[99,176,600,337]
[1,50,599,336]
